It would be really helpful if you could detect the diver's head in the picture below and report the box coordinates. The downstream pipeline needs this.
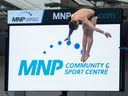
[69,20,79,30]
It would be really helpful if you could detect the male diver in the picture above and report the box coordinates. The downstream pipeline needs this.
[64,8,112,62]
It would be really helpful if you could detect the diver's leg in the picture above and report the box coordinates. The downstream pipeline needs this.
[83,31,93,62]
[82,17,96,62]
[81,30,88,62]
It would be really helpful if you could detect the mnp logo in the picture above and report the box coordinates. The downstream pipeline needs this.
[18,60,63,76]
[8,10,43,24]
[12,17,25,22]
[12,11,32,22]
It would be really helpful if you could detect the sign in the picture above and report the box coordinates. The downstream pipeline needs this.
[8,10,43,24]
[6,9,123,91]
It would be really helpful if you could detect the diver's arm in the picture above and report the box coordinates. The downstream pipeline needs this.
[94,27,105,34]
[64,29,73,41]
[94,27,112,38]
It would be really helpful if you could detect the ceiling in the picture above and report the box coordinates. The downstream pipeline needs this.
[3,0,128,9]
[4,0,61,9]
[0,0,128,17]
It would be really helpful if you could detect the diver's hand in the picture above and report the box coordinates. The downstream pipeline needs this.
[64,37,70,41]
[104,32,112,38]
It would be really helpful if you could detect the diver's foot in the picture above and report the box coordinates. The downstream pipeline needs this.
[80,56,84,62]
[83,55,90,62]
